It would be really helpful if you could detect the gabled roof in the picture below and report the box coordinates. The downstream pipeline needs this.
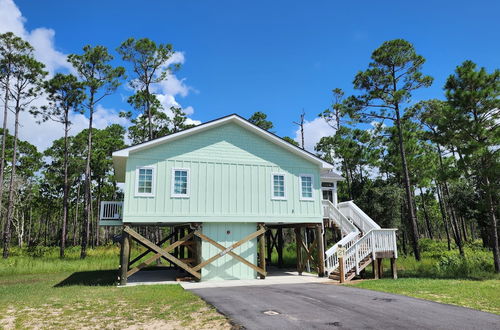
[113,114,337,182]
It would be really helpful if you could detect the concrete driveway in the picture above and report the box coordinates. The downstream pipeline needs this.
[189,283,500,330]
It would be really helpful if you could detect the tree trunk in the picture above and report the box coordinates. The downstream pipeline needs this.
[2,103,20,259]
[436,182,451,251]
[436,144,463,255]
[460,216,468,242]
[419,187,433,239]
[81,94,95,259]
[0,79,10,224]
[146,87,152,140]
[485,177,499,273]
[60,115,69,258]
[73,182,80,246]
[395,108,420,260]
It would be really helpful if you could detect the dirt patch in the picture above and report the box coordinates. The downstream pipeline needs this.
[0,305,231,330]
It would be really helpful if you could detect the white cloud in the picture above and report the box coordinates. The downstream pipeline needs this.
[0,0,72,75]
[293,117,335,152]
[0,0,199,151]
[0,102,129,151]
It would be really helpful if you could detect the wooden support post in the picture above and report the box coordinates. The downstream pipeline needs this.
[277,227,284,267]
[119,230,130,286]
[391,258,398,279]
[377,258,383,278]
[266,229,272,265]
[316,224,325,277]
[259,224,266,279]
[373,257,379,279]
[339,256,345,283]
[294,227,302,275]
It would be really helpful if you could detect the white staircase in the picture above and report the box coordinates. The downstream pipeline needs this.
[322,200,397,282]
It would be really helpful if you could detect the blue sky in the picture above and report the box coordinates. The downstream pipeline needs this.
[2,0,499,150]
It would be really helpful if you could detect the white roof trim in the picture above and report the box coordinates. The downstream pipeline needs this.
[113,114,334,169]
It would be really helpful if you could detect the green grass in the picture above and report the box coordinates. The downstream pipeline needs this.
[0,246,230,329]
[349,239,500,315]
[351,278,500,315]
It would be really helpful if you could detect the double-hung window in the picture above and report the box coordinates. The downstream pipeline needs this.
[171,168,189,198]
[271,173,286,200]
[135,166,155,197]
[300,174,314,200]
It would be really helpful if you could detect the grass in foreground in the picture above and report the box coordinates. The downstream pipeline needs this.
[350,278,500,315]
[348,239,500,315]
[0,271,230,329]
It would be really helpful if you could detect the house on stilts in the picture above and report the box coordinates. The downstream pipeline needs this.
[100,114,398,284]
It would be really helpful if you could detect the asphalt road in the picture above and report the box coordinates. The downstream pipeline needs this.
[190,283,500,330]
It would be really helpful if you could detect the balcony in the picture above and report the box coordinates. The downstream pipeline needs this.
[99,201,123,226]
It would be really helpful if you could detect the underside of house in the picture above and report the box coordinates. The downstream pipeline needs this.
[100,185,398,284]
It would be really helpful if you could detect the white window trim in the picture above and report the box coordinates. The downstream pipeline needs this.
[299,174,314,201]
[271,172,287,200]
[171,168,190,198]
[135,166,156,197]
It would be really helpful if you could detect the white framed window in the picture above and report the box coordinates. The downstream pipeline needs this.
[135,166,155,197]
[299,174,314,200]
[271,173,287,200]
[171,168,190,198]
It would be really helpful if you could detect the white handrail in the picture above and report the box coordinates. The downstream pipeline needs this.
[342,229,397,280]
[100,201,123,220]
[322,199,397,280]
[338,201,381,233]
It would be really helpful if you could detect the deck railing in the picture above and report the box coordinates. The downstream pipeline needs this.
[100,201,123,221]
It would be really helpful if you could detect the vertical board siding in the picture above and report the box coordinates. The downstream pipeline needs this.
[201,222,258,280]
[123,122,323,223]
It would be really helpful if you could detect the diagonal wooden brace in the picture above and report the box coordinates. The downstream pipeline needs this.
[193,227,267,276]
[300,236,318,266]
[124,226,200,279]
[128,231,176,268]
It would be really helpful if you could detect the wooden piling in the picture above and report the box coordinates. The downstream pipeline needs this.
[258,224,266,279]
[391,258,398,279]
[373,257,379,279]
[277,227,284,267]
[339,255,345,283]
[377,258,383,278]
[294,227,302,275]
[316,224,325,277]
[266,229,272,264]
[119,230,130,286]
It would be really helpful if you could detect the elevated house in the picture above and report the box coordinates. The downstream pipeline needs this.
[100,114,397,284]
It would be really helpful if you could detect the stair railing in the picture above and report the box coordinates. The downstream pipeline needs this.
[340,229,398,281]
[338,201,381,233]
[323,200,360,273]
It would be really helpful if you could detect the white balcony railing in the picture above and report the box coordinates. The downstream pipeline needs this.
[100,201,123,221]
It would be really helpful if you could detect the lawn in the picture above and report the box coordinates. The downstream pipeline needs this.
[351,278,500,315]
[349,239,500,315]
[0,246,230,329]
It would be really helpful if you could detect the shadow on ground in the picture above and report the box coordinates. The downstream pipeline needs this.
[54,270,117,287]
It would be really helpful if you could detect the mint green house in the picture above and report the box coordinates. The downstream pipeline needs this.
[100,114,398,284]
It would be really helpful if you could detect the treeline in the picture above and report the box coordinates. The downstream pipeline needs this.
[0,33,498,273]
[0,33,193,259]
[313,40,499,272]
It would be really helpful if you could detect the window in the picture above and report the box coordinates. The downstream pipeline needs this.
[171,168,189,197]
[300,175,314,200]
[272,173,286,200]
[135,166,155,197]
